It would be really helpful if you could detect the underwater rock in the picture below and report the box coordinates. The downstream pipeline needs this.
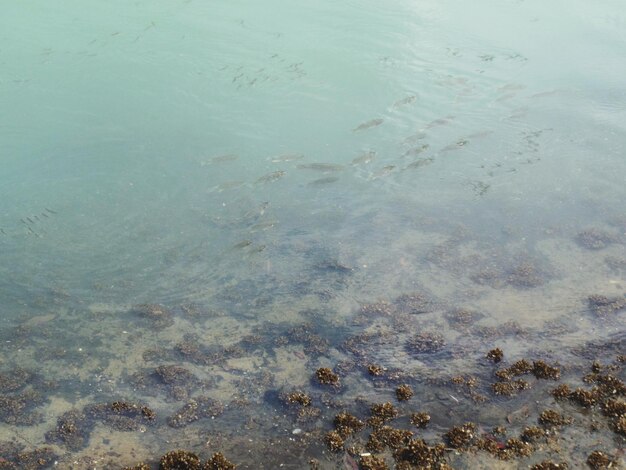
[45,410,90,451]
[394,292,438,315]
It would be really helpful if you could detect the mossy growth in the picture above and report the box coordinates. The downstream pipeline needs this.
[395,384,413,401]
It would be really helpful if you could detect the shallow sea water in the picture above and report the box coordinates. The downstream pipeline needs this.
[1,1,625,468]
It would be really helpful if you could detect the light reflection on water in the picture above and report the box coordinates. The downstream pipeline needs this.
[0,0,625,467]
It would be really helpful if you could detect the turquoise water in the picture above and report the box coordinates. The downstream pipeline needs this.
[1,1,625,468]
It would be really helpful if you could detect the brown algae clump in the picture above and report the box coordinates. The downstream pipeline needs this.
[444,422,476,448]
[395,384,413,401]
[588,295,626,316]
[394,438,447,468]
[281,390,312,407]
[315,368,339,386]
[520,426,545,442]
[370,402,398,423]
[334,411,365,437]
[204,452,237,470]
[492,379,529,396]
[358,454,389,470]
[538,409,572,427]
[530,462,568,470]
[551,384,571,400]
[167,397,224,428]
[576,229,618,250]
[410,412,430,428]
[587,450,617,469]
[406,332,445,354]
[367,364,384,376]
[532,360,561,380]
[159,450,201,469]
[486,348,503,363]
[324,430,344,452]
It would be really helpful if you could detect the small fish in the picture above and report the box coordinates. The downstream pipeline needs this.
[405,158,434,170]
[201,154,238,166]
[0,228,5,235]
[34,215,40,221]
[371,165,395,179]
[425,116,455,128]
[250,221,276,231]
[233,240,252,249]
[442,139,469,152]
[21,219,27,225]
[45,208,57,214]
[296,163,344,172]
[403,144,429,157]
[210,181,245,192]
[257,170,285,183]
[351,151,376,165]
[353,118,383,132]
[26,217,34,224]
[308,176,339,186]
[41,212,49,218]
[393,95,417,107]
[269,153,304,163]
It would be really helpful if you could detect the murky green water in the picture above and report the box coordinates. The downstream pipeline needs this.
[1,1,625,468]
